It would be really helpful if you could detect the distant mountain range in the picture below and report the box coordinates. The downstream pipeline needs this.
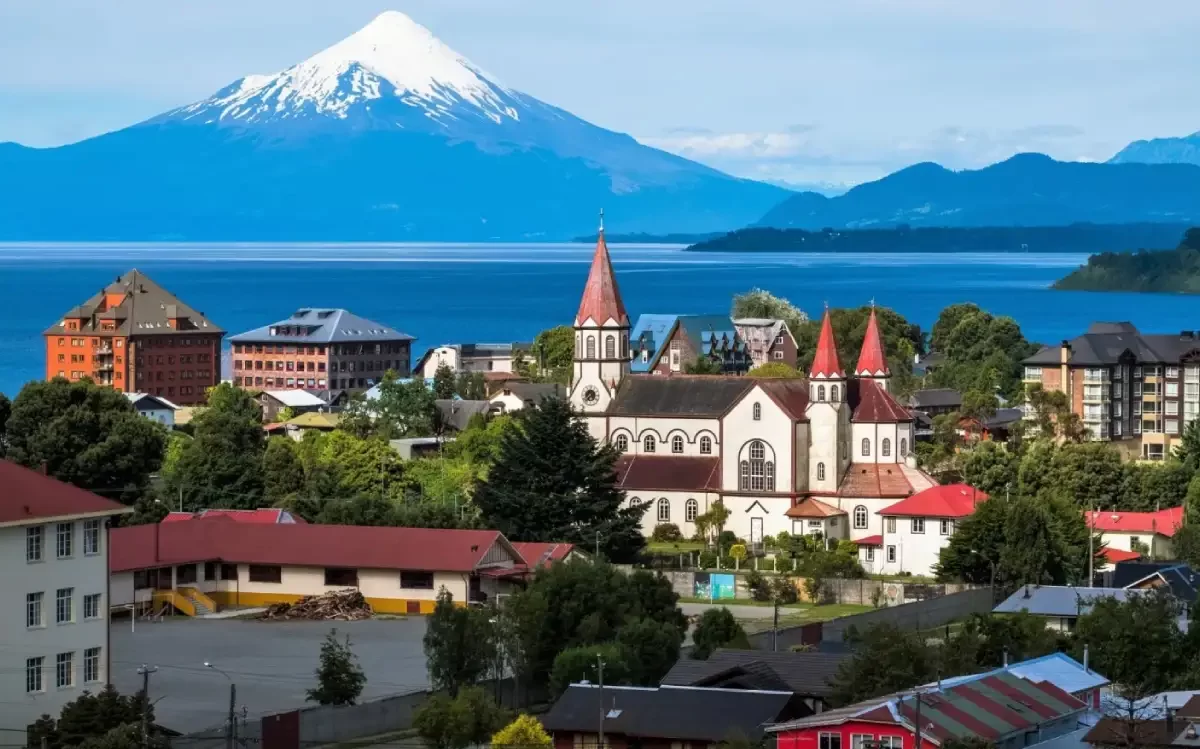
[0,11,786,241]
[1110,131,1200,167]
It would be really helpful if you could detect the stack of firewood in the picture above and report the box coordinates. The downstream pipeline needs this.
[259,589,373,621]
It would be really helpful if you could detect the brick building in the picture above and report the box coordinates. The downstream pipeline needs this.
[44,270,222,406]
[230,308,414,391]
[1022,322,1200,460]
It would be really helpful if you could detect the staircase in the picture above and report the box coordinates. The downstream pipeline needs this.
[152,590,196,617]
[179,587,218,616]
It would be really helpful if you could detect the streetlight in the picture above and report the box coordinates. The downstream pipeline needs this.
[205,662,237,749]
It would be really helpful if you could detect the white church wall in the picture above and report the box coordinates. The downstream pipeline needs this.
[607,416,720,457]
[806,401,846,493]
[851,422,903,465]
[721,495,793,544]
[722,387,795,493]
[626,491,719,539]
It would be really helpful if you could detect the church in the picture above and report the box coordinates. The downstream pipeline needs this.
[567,228,937,547]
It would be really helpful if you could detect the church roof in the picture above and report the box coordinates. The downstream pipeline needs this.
[855,308,889,376]
[809,309,844,379]
[575,230,629,326]
[608,375,752,417]
[849,379,912,423]
[756,379,810,420]
[838,464,917,498]
[615,455,721,491]
[785,497,846,519]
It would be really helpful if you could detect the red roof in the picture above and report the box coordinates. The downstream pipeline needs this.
[837,463,916,498]
[756,379,810,420]
[162,509,306,525]
[110,520,513,574]
[0,460,129,525]
[1100,548,1142,564]
[854,308,889,377]
[856,534,883,546]
[575,230,629,326]
[850,379,911,423]
[808,309,844,379]
[785,497,845,519]
[512,542,576,568]
[615,455,720,491]
[881,484,987,518]
[1086,506,1183,537]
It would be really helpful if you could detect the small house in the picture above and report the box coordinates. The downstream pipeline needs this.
[660,648,849,717]
[125,393,179,427]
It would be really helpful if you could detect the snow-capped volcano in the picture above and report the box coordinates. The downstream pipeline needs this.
[169,11,523,130]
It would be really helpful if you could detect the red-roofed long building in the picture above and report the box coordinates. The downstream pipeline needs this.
[856,484,988,577]
[0,461,131,730]
[1086,505,1183,559]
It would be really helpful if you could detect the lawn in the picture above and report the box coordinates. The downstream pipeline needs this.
[740,603,872,633]
[646,541,705,553]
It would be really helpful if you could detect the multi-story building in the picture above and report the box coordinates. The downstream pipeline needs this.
[44,270,222,406]
[229,308,414,391]
[733,318,799,369]
[0,460,129,730]
[1022,323,1200,460]
[415,342,532,378]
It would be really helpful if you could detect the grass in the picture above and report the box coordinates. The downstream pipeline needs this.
[646,541,705,553]
[740,603,873,633]
[678,596,805,608]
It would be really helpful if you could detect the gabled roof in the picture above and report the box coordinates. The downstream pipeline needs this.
[854,308,889,377]
[285,412,341,429]
[261,390,328,408]
[1123,564,1200,603]
[575,230,629,326]
[615,456,720,492]
[0,460,131,526]
[630,314,679,373]
[856,534,883,546]
[734,318,796,349]
[1087,506,1184,537]
[838,464,919,499]
[510,542,577,569]
[434,399,491,431]
[907,388,963,410]
[491,382,565,403]
[676,315,746,358]
[608,375,752,417]
[162,509,306,525]
[1023,322,1200,367]
[230,308,413,344]
[125,393,180,411]
[849,379,912,423]
[785,497,845,519]
[660,648,848,698]
[1102,548,1143,564]
[809,309,844,379]
[45,269,222,337]
[755,379,810,421]
[880,484,987,518]
[928,652,1108,697]
[993,585,1144,617]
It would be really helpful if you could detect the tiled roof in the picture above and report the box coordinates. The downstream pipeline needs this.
[511,542,576,568]
[1087,506,1183,537]
[110,520,513,574]
[229,308,413,344]
[0,460,130,525]
[856,534,883,546]
[854,308,889,377]
[809,309,844,379]
[575,231,629,326]
[880,484,987,518]
[785,497,845,519]
[616,455,720,492]
[1101,548,1143,564]
[162,509,306,525]
[630,314,679,373]
[608,375,752,417]
[849,379,912,423]
[660,648,848,697]
[45,269,222,337]
[838,463,916,499]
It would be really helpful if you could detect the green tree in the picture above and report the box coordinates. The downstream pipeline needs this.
[306,628,367,706]
[79,724,168,749]
[1024,385,1087,441]
[730,288,808,341]
[684,355,724,375]
[1049,442,1125,509]
[424,587,497,696]
[157,431,190,488]
[492,714,552,749]
[550,642,630,695]
[1176,419,1200,471]
[275,406,296,423]
[433,362,457,399]
[414,687,510,749]
[1072,591,1183,698]
[262,437,304,503]
[793,306,921,397]
[0,390,11,454]
[927,303,1038,402]
[998,492,1091,587]
[168,383,264,509]
[124,491,171,525]
[454,371,488,400]
[936,495,1006,584]
[357,373,439,439]
[691,608,750,660]
[311,430,403,498]
[5,378,166,501]
[1173,522,1200,567]
[474,397,645,561]
[618,617,684,685]
[747,362,802,378]
[519,326,575,385]
[400,456,479,506]
[32,684,155,749]
[960,442,1017,499]
[830,623,938,705]
[951,612,1061,669]
[446,413,519,465]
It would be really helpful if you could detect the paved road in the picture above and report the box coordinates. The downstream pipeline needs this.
[680,602,779,619]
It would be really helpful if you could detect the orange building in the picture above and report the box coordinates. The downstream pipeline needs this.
[44,270,223,406]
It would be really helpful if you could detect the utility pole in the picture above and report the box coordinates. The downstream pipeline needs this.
[1087,500,1095,587]
[595,531,601,560]
[913,691,923,749]
[226,683,237,749]
[772,597,780,652]
[597,655,606,749]
[137,665,158,749]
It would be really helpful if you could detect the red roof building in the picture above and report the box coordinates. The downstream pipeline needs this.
[0,460,130,524]
[162,508,306,524]
[861,484,987,577]
[880,484,989,518]
[1086,505,1183,560]
[575,229,628,327]
[854,307,890,378]
[808,309,844,379]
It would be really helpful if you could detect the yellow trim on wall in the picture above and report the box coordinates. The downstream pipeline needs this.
[203,590,442,615]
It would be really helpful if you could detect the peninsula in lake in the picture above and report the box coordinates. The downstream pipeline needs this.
[1054,228,1200,294]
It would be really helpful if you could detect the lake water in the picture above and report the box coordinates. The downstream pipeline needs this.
[0,242,1196,396]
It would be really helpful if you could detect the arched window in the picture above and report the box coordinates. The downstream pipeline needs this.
[615,434,629,452]
[685,498,699,522]
[672,435,684,454]
[741,440,774,491]
[586,336,596,359]
[657,498,670,523]
[830,385,839,402]
[900,438,908,457]
[817,462,826,481]
[699,436,712,455]
[854,505,868,529]
[817,385,826,402]
[605,335,616,359]
[752,402,762,421]
[862,438,871,457]
[643,435,656,453]
[882,438,891,457]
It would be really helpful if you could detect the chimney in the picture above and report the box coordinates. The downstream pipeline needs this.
[1022,584,1031,599]
[1003,647,1009,668]
[1167,696,1175,734]
[1083,645,1089,671]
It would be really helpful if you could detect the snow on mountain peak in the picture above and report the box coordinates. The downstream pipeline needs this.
[173,10,521,127]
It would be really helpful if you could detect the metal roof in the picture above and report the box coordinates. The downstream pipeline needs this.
[230,308,413,344]
[660,649,848,698]
[993,585,1140,617]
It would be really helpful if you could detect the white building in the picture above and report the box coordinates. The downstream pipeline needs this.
[488,382,566,413]
[416,343,532,379]
[857,484,989,577]
[124,393,178,428]
[1087,506,1183,560]
[568,229,936,544]
[0,460,129,730]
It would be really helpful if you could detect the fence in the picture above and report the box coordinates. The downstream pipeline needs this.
[659,569,979,606]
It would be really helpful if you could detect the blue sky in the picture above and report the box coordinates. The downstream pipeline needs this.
[2,0,1199,187]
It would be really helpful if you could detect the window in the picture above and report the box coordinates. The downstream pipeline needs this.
[752,402,762,420]
[1168,419,1180,435]
[819,732,842,749]
[912,518,925,534]
[203,562,217,581]
[26,657,44,693]
[1024,366,1042,379]
[586,336,596,359]
[817,462,826,481]
[886,517,897,534]
[672,435,684,454]
[766,461,775,490]
[887,546,897,563]
[176,565,197,585]
[685,499,698,522]
[657,498,671,522]
[878,738,903,749]
[742,440,774,491]
[940,519,953,535]
[851,735,874,749]
[831,385,839,402]
[900,438,908,457]
[817,384,826,402]
[699,436,712,455]
[27,592,44,628]
[220,564,238,581]
[604,336,615,359]
[861,438,871,457]
[26,525,42,561]
[1168,400,1180,416]
[401,571,435,589]
[1167,382,1180,397]
[643,435,656,453]
[83,519,101,555]
[615,434,629,452]
[865,547,875,562]
[854,505,868,529]
[56,652,73,689]
[1168,366,1181,379]
[84,648,101,683]
[325,568,359,586]
[774,351,783,360]
[56,588,73,624]
[84,593,102,619]
[1135,366,1143,378]
[882,438,891,457]
[248,565,282,583]
[56,522,73,558]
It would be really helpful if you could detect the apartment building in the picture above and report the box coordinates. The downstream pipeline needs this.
[230,308,414,392]
[44,270,223,406]
[1022,323,1200,460]
[415,342,532,378]
[0,461,129,730]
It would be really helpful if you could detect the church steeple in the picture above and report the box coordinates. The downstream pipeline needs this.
[855,306,890,390]
[809,307,844,380]
[575,213,628,327]
[570,211,631,419]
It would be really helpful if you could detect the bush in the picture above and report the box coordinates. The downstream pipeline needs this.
[651,523,683,542]
[550,643,629,695]
[692,609,751,659]
[772,576,799,605]
[744,570,772,602]
[717,530,739,549]
[698,550,718,569]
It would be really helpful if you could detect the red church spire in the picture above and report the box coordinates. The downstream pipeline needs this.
[575,211,629,326]
[855,306,890,377]
[809,307,844,379]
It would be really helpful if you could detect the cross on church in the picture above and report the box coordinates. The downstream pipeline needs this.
[599,208,604,232]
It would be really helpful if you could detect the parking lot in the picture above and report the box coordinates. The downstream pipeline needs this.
[110,617,430,734]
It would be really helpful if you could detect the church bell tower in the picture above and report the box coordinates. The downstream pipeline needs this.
[569,211,631,417]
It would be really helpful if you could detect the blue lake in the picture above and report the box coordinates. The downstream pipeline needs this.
[0,242,1196,396]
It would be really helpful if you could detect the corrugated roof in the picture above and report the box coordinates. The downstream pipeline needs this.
[838,464,915,498]
[262,390,328,408]
[615,455,720,492]
[631,315,679,373]
[880,484,987,518]
[45,269,222,337]
[511,542,576,569]
[162,509,306,525]
[930,653,1109,697]
[908,388,963,409]
[608,375,752,417]
[1087,506,1183,537]
[285,412,341,429]
[993,585,1141,617]
[229,308,413,344]
[660,648,848,697]
[0,460,131,525]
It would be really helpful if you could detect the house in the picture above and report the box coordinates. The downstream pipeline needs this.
[630,314,679,373]
[925,652,1109,711]
[734,318,799,369]
[162,509,306,525]
[1114,561,1199,603]
[858,484,987,578]
[913,351,945,377]
[770,670,1088,749]
[907,388,962,417]
[510,542,582,569]
[993,584,1188,632]
[0,460,131,730]
[649,314,752,375]
[542,684,799,749]
[961,407,1025,442]
[1084,717,1200,748]
[124,393,179,427]
[660,648,849,717]
[785,497,849,542]
[434,399,492,432]
[416,342,532,378]
[258,389,329,422]
[489,382,566,413]
[109,520,533,615]
[389,437,448,460]
[282,411,341,441]
[1086,506,1183,559]
[45,270,223,405]
[230,308,414,392]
